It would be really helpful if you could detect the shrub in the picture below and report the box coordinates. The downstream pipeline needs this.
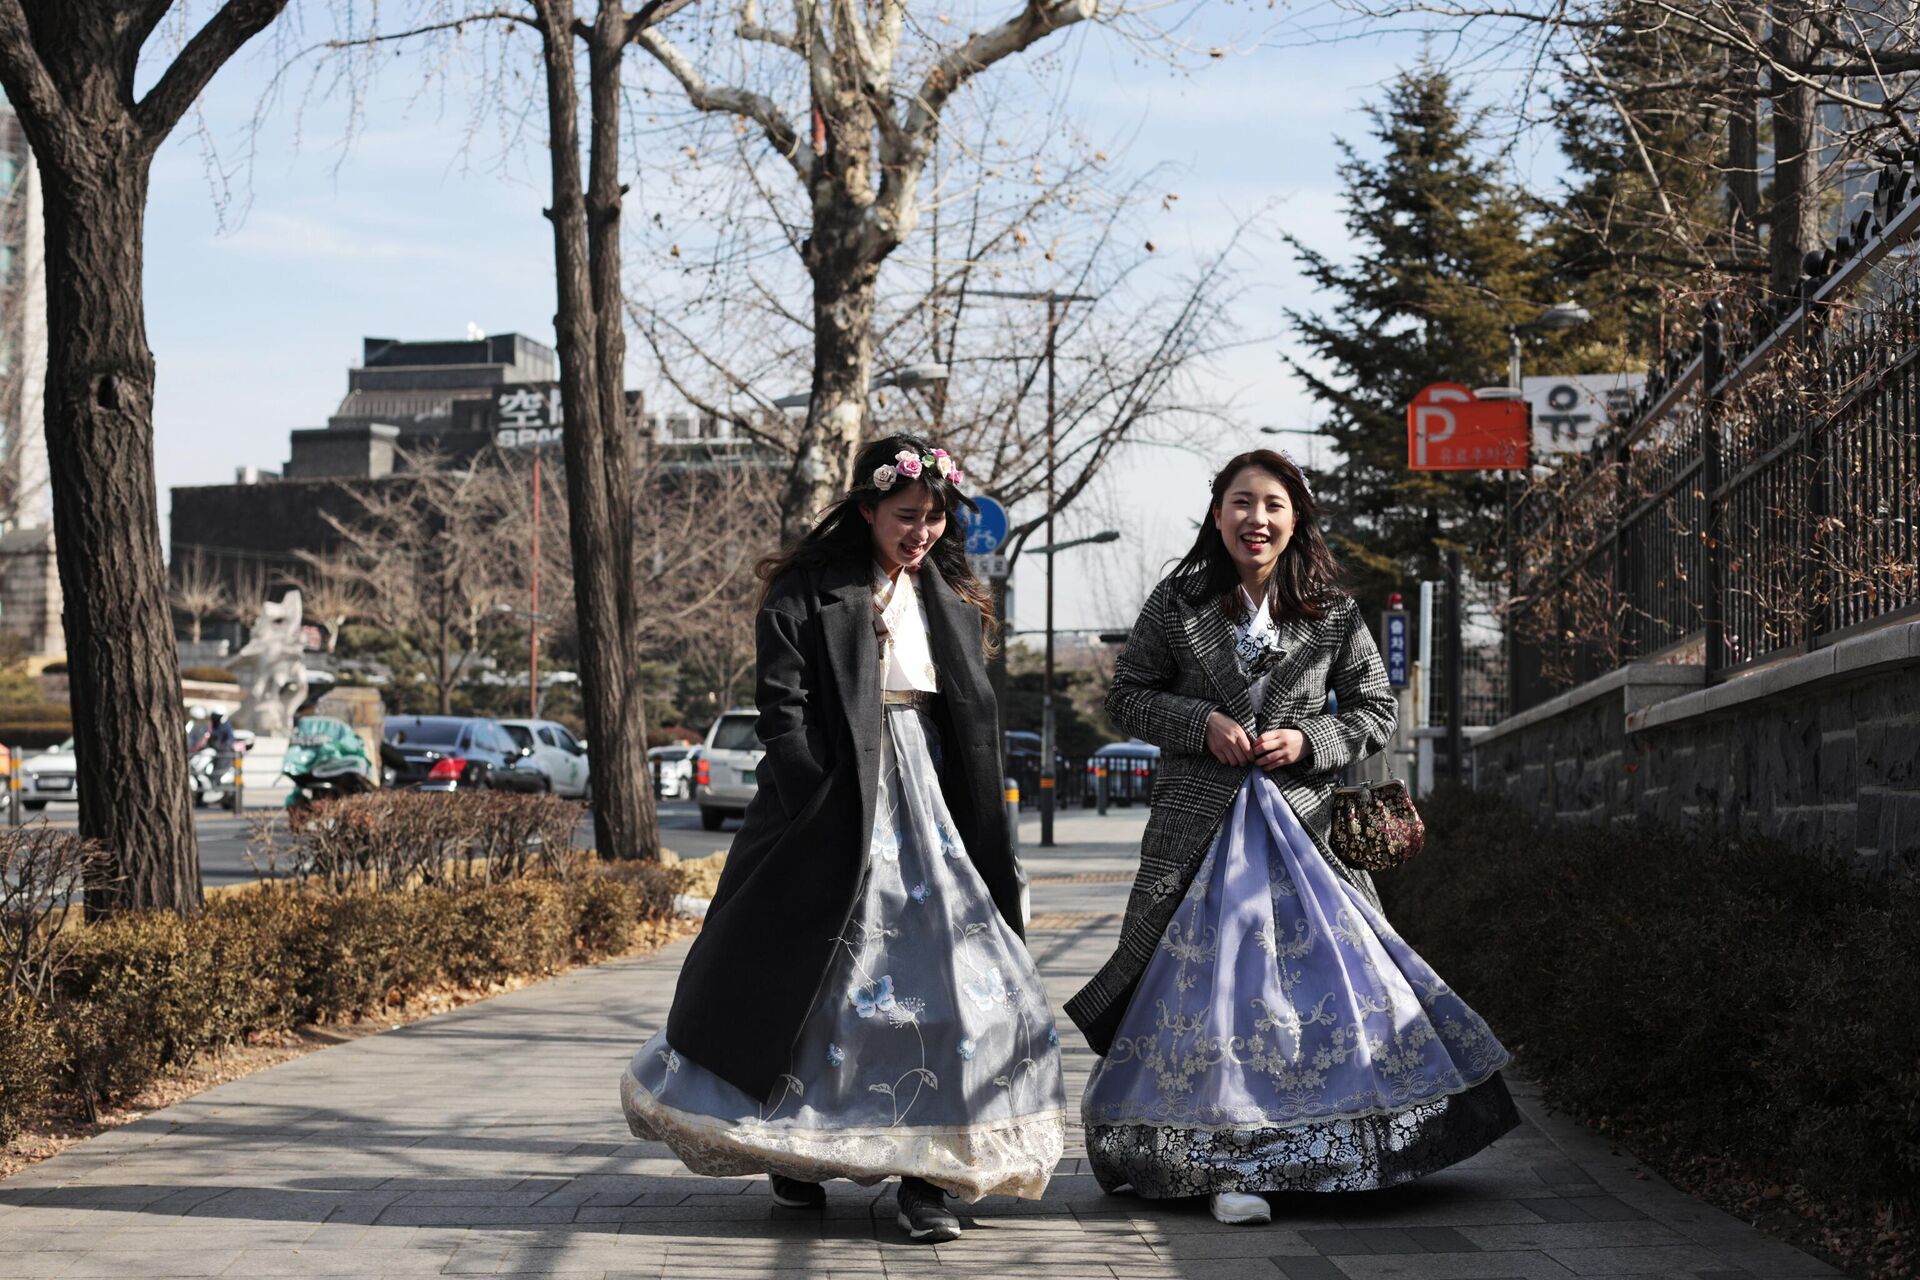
[257,791,588,893]
[0,992,62,1141]
[0,793,680,1122]
[1377,787,1920,1214]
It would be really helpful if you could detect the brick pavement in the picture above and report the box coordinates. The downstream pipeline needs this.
[0,810,1840,1279]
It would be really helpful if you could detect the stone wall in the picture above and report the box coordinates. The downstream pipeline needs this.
[1473,620,1920,874]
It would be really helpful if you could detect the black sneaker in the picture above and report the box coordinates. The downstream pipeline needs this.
[769,1174,825,1209]
[895,1176,961,1243]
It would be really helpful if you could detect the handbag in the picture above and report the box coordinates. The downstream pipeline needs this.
[1329,778,1426,872]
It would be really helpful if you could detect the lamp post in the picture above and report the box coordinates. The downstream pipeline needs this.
[770,363,950,410]
[1506,300,1591,390]
[965,289,1098,847]
[1495,299,1591,734]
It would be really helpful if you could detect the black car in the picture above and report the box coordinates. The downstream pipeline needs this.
[381,716,547,793]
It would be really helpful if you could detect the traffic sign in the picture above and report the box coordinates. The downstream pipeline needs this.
[1382,609,1410,689]
[969,552,1008,580]
[1407,383,1529,471]
[958,497,1009,555]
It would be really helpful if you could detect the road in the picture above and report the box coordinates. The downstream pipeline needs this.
[17,798,738,890]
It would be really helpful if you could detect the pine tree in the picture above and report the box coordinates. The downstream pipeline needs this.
[1283,63,1549,611]
[1546,12,1745,361]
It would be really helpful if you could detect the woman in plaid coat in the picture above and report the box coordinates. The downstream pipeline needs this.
[1065,449,1518,1225]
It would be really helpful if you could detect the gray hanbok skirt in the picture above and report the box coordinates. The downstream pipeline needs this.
[621,704,1067,1201]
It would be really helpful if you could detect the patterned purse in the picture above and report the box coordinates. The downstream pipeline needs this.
[1328,779,1426,872]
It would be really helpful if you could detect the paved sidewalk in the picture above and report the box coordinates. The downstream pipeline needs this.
[0,810,1840,1279]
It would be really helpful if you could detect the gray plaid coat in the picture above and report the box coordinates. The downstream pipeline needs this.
[1063,575,1398,1054]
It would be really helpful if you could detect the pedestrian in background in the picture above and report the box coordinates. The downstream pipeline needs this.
[1066,448,1518,1225]
[621,434,1066,1245]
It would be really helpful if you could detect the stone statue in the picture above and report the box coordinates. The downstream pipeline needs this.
[227,590,309,736]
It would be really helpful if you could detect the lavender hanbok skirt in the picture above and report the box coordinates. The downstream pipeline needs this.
[622,705,1067,1202]
[1082,771,1518,1198]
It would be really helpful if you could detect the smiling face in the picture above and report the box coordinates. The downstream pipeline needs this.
[863,482,948,573]
[1212,464,1296,583]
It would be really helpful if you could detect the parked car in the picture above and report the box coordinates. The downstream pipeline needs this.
[695,708,763,831]
[499,718,592,798]
[648,744,697,800]
[19,738,78,810]
[381,716,547,793]
[1085,739,1160,808]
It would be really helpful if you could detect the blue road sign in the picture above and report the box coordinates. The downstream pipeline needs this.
[959,497,1009,555]
[1383,610,1410,689]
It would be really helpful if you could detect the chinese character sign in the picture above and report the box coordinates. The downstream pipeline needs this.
[1406,383,1529,471]
[495,384,564,448]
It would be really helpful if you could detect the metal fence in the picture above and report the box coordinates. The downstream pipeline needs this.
[1510,197,1920,712]
[1006,754,1158,811]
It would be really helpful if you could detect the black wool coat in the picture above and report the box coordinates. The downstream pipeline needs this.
[664,554,1022,1103]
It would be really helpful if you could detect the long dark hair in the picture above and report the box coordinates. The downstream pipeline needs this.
[755,433,995,631]
[1169,448,1341,622]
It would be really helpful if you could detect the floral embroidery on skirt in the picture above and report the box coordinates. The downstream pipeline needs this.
[622,705,1067,1201]
[1082,771,1517,1197]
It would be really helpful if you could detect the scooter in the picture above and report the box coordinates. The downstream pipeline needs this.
[281,715,374,829]
[189,731,256,809]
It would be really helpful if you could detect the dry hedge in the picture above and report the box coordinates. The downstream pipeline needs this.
[0,795,684,1136]
[1377,787,1920,1214]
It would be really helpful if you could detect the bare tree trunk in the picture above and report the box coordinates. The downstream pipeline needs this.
[40,163,201,914]
[0,0,288,916]
[1768,4,1820,298]
[535,0,655,858]
[783,245,879,541]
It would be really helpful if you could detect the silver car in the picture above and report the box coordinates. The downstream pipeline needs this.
[695,708,762,831]
[498,718,591,799]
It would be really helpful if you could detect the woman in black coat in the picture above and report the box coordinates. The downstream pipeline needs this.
[621,434,1066,1245]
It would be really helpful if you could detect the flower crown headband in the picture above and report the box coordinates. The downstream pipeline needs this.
[872,447,964,492]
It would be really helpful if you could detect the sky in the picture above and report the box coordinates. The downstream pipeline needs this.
[138,1,1561,636]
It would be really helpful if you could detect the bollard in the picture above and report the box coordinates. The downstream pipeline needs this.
[232,752,245,815]
[1004,777,1029,927]
[5,744,17,827]
[1096,764,1109,815]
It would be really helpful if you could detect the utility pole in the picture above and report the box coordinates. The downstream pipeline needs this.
[1043,298,1058,847]
[966,289,1096,848]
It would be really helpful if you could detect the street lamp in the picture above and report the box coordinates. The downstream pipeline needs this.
[963,289,1098,847]
[1507,300,1592,389]
[1258,425,1326,469]
[1026,529,1119,555]
[769,363,950,410]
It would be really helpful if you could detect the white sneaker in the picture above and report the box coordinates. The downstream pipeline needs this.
[1209,1191,1272,1225]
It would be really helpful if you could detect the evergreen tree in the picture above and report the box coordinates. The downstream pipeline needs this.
[1283,63,1550,612]
[1546,11,1745,362]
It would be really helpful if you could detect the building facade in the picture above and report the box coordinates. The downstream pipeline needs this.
[0,93,58,659]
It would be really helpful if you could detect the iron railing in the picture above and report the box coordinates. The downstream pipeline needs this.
[1510,196,1920,713]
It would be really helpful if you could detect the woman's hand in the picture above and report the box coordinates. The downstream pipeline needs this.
[1251,728,1307,772]
[1205,711,1253,767]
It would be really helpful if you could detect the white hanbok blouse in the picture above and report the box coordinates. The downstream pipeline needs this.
[873,563,940,693]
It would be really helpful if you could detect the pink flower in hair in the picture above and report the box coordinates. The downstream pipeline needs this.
[948,469,965,487]
[895,452,924,478]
